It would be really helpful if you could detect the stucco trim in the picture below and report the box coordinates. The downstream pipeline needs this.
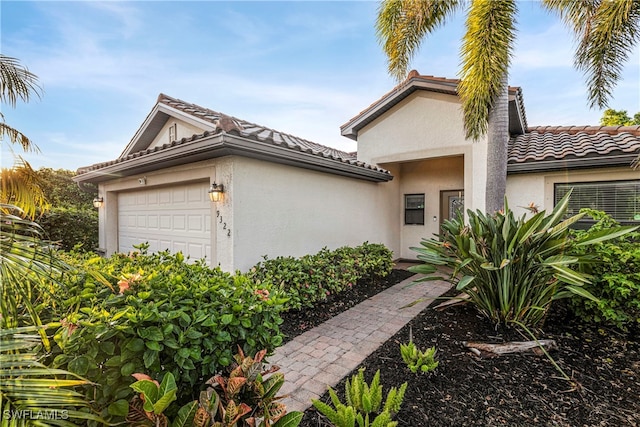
[341,74,526,141]
[340,79,457,140]
[75,132,393,184]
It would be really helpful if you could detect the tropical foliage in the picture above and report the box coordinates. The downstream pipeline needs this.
[0,55,47,219]
[125,348,303,427]
[409,193,637,327]
[0,54,41,151]
[569,210,640,331]
[0,205,70,347]
[50,246,288,423]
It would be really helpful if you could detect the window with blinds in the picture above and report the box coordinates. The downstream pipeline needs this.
[554,180,640,224]
[405,194,425,225]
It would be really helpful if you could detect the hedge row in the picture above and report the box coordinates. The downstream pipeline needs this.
[247,242,394,310]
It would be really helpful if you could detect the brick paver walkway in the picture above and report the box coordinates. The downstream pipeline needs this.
[269,267,451,412]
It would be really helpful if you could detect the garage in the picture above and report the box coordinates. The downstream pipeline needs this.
[118,181,212,263]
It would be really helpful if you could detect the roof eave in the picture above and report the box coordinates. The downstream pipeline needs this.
[507,153,638,174]
[341,77,528,140]
[340,78,458,140]
[74,133,392,184]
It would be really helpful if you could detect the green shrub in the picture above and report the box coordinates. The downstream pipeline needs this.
[569,210,640,331]
[50,246,288,424]
[409,194,637,327]
[248,242,393,310]
[38,206,98,251]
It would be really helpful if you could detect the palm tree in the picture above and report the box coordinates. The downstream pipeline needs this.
[376,0,640,213]
[1,54,47,219]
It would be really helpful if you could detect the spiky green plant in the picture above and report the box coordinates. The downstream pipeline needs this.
[409,192,638,327]
[312,369,406,427]
[399,341,438,374]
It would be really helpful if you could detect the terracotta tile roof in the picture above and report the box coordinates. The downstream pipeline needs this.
[158,94,359,162]
[509,125,640,165]
[77,94,390,178]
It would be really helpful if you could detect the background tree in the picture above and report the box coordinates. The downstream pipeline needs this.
[35,168,98,251]
[0,54,47,218]
[600,108,640,126]
[35,168,96,208]
[376,0,640,213]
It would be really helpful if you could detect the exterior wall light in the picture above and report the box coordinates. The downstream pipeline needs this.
[208,182,224,202]
[93,197,104,208]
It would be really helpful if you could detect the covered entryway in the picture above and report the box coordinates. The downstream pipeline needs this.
[395,155,466,259]
[117,181,212,262]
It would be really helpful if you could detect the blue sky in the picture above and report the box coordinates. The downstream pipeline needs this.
[2,1,639,171]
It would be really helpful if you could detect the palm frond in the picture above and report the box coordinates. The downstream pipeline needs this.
[376,0,463,81]
[544,0,640,109]
[459,0,518,140]
[0,114,39,153]
[0,206,70,350]
[1,157,49,219]
[0,55,42,108]
[0,326,105,426]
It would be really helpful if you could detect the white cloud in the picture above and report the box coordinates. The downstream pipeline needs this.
[512,22,574,70]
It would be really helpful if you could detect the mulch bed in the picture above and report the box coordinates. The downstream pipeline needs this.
[279,269,414,344]
[294,287,640,426]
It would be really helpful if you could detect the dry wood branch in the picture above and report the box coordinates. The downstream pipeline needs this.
[462,340,557,357]
[434,293,470,310]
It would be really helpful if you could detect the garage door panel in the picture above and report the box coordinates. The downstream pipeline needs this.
[118,182,212,263]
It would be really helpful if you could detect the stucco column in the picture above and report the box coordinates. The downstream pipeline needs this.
[104,190,119,256]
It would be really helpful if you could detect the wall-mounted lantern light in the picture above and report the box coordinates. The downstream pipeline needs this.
[208,182,224,202]
[93,196,104,208]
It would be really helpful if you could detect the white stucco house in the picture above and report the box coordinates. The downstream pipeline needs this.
[74,71,640,272]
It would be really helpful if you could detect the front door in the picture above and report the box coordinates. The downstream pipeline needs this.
[440,190,464,225]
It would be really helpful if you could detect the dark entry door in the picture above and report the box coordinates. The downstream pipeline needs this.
[440,190,464,225]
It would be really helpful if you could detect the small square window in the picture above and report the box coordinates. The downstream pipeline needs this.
[405,194,425,225]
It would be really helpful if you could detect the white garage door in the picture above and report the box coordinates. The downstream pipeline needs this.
[118,182,212,263]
